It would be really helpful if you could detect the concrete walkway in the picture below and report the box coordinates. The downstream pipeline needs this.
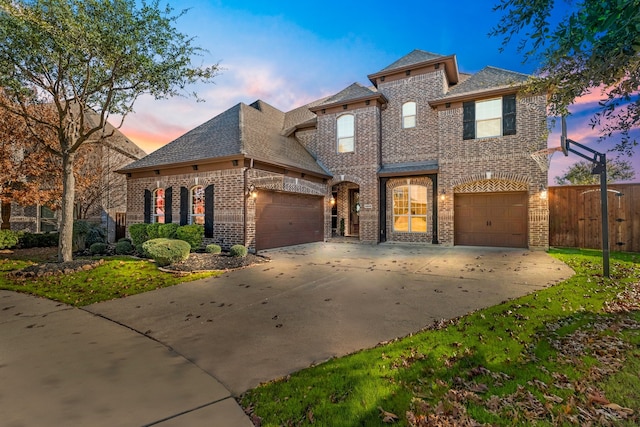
[2,243,573,426]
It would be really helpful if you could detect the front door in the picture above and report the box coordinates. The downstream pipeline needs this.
[349,189,360,236]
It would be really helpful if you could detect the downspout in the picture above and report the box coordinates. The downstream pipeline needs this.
[243,158,254,252]
[378,99,385,243]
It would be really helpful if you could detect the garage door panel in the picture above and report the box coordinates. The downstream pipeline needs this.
[256,192,324,250]
[455,192,528,248]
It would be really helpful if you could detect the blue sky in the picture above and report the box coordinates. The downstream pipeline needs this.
[119,0,638,184]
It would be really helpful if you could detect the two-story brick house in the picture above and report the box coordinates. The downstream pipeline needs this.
[120,49,549,251]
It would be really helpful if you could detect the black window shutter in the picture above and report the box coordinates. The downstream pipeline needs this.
[503,94,516,136]
[180,187,189,225]
[165,187,173,223]
[204,184,214,238]
[143,189,151,223]
[462,101,475,140]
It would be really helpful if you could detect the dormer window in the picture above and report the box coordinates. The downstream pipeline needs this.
[402,102,416,128]
[337,114,354,153]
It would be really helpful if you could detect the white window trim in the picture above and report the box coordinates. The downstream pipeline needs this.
[337,114,355,153]
[475,98,502,138]
[402,101,417,129]
[190,185,205,225]
[153,188,165,224]
[392,184,428,233]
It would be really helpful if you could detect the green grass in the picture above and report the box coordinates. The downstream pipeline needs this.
[241,248,640,426]
[0,255,220,306]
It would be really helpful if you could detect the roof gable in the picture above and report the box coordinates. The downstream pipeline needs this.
[320,82,378,105]
[445,66,529,97]
[378,49,446,72]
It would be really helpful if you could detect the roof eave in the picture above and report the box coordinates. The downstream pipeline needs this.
[309,93,388,112]
[428,84,527,107]
[116,154,243,174]
[368,54,459,86]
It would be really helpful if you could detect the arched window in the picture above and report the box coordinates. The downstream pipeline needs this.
[402,102,416,128]
[337,114,354,153]
[153,188,165,223]
[190,185,205,225]
[393,184,427,232]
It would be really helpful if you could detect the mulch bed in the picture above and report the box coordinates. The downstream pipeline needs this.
[163,252,268,272]
[2,247,268,276]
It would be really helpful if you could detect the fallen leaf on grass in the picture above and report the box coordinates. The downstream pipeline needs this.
[378,407,399,423]
[603,403,634,416]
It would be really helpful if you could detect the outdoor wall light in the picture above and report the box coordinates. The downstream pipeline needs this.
[330,195,336,205]
[539,184,548,200]
[247,184,258,199]
[440,189,446,201]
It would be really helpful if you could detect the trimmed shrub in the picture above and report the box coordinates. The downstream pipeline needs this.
[142,238,191,267]
[18,232,59,248]
[158,223,179,239]
[205,244,222,254]
[89,242,108,255]
[118,237,132,244]
[115,240,134,255]
[229,244,248,257]
[146,223,161,239]
[73,220,91,251]
[176,224,204,251]
[129,223,149,247]
[0,229,19,249]
[86,225,107,247]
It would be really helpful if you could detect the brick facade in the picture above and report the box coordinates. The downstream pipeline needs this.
[123,50,550,251]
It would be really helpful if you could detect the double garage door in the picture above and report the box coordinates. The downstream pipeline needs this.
[455,192,528,248]
[255,191,324,250]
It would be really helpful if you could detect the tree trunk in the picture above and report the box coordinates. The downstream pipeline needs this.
[1,199,10,230]
[58,152,76,262]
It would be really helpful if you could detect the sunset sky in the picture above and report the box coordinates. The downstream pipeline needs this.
[117,0,639,184]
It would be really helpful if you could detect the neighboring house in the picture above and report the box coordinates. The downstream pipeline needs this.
[1,114,146,242]
[120,49,549,251]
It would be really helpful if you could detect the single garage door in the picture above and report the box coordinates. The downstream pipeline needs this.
[454,192,528,248]
[255,191,324,250]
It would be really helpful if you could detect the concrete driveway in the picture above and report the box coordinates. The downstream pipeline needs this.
[86,242,573,395]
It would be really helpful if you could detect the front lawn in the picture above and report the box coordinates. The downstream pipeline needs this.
[240,249,640,426]
[0,251,220,306]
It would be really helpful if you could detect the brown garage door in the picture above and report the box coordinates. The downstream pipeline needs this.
[454,192,528,248]
[255,191,324,250]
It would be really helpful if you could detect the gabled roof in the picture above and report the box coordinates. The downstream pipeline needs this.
[430,66,530,105]
[309,83,387,112]
[120,100,329,177]
[84,110,146,160]
[368,49,459,86]
[321,82,378,105]
[378,49,445,72]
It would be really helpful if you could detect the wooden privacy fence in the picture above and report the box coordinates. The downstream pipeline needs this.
[549,183,640,253]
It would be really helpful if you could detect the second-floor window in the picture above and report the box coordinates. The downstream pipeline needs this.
[337,114,354,153]
[463,94,516,140]
[190,185,205,225]
[402,101,416,128]
[153,188,165,223]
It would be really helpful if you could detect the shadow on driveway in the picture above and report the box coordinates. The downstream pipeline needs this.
[86,243,574,395]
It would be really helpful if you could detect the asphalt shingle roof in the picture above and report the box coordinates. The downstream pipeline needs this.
[84,110,146,160]
[378,49,446,72]
[121,100,328,176]
[378,160,439,176]
[440,66,530,98]
[318,82,378,106]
